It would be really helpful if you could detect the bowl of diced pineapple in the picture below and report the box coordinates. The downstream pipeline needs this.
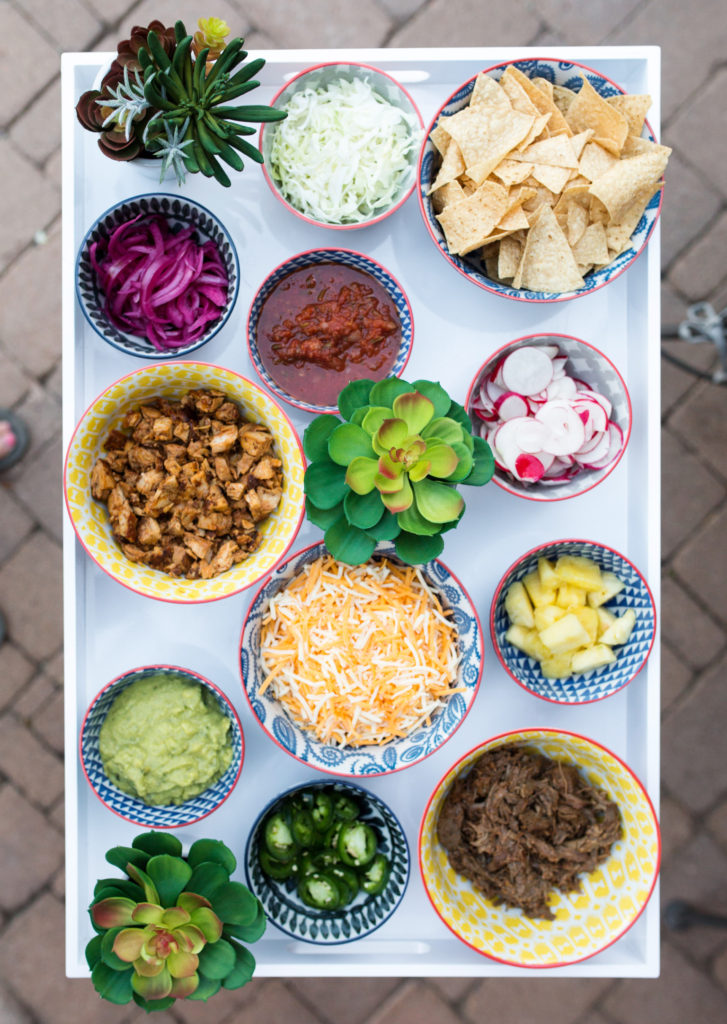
[490,539,656,704]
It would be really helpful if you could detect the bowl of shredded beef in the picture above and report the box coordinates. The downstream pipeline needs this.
[419,730,660,967]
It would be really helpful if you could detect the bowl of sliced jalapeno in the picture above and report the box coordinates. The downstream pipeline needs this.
[244,780,410,944]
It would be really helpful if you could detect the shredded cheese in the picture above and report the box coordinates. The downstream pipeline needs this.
[259,556,462,747]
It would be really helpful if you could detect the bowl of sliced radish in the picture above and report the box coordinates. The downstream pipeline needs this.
[465,333,631,501]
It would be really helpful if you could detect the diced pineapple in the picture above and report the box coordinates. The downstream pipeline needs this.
[541,654,573,678]
[537,557,560,589]
[554,554,603,592]
[572,606,599,644]
[555,584,587,609]
[522,570,556,608]
[505,580,535,628]
[587,570,626,608]
[571,643,617,673]
[505,624,549,662]
[599,608,636,646]
[533,604,566,631]
[596,606,618,636]
[538,613,592,655]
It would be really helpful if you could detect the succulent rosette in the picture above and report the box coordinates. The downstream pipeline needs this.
[87,832,265,1012]
[303,377,494,564]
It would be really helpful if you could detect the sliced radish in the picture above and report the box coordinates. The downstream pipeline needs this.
[551,355,568,379]
[514,453,547,482]
[538,344,561,359]
[545,376,577,401]
[508,417,549,454]
[501,347,554,396]
[536,400,586,456]
[494,392,530,420]
[574,430,610,465]
[577,388,612,418]
[573,396,608,434]
[485,377,505,405]
[582,422,623,470]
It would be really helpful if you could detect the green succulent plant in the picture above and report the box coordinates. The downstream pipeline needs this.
[87,832,265,1012]
[303,377,494,565]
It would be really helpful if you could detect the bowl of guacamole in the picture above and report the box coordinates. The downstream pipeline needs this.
[81,665,244,828]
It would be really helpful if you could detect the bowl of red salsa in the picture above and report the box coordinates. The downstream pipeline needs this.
[247,248,414,414]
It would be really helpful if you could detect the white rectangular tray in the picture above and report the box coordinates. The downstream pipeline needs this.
[62,46,661,978]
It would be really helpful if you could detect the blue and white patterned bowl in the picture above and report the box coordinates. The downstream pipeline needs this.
[239,541,484,776]
[418,58,664,303]
[80,664,244,828]
[491,540,656,704]
[244,779,410,944]
[76,193,240,358]
[247,248,414,415]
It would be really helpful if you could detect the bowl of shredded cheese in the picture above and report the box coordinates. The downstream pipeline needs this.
[260,63,424,229]
[239,541,484,777]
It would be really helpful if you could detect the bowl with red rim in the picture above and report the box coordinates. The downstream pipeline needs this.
[465,333,631,501]
[490,538,656,704]
[80,664,244,829]
[260,62,424,229]
[419,729,660,967]
[418,57,665,303]
[239,540,484,777]
[247,247,414,415]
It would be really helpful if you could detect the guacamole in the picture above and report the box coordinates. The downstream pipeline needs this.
[99,673,233,806]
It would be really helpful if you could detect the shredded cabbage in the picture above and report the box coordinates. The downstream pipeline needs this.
[270,77,421,224]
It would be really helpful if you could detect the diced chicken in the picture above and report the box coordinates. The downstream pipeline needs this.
[128,446,162,472]
[215,401,240,423]
[91,458,116,501]
[209,424,239,455]
[107,485,137,542]
[225,481,246,502]
[152,416,174,441]
[252,455,280,481]
[206,483,230,513]
[136,468,164,495]
[184,532,213,561]
[239,424,273,458]
[245,486,281,522]
[137,517,162,548]
[208,540,239,576]
[173,420,191,444]
[140,404,162,419]
[230,452,254,478]
[214,456,232,482]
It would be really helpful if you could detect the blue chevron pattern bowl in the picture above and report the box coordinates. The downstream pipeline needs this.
[491,540,655,704]
[418,58,663,303]
[239,541,484,776]
[80,665,244,828]
[245,779,410,944]
[247,247,414,414]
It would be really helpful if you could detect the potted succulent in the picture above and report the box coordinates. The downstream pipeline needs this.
[76,18,286,186]
[86,832,265,1012]
[303,377,494,565]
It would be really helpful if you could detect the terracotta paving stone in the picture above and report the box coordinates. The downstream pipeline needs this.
[604,941,727,1024]
[44,358,63,402]
[0,488,34,565]
[660,642,693,715]
[0,1,60,129]
[0,348,33,407]
[660,280,692,336]
[8,389,62,474]
[659,151,723,271]
[79,0,139,28]
[662,654,727,814]
[9,77,63,167]
[706,797,727,854]
[0,532,63,660]
[0,892,133,1024]
[661,429,725,559]
[660,832,727,961]
[659,792,696,865]
[714,945,727,995]
[0,712,64,808]
[13,435,64,542]
[668,210,727,301]
[290,977,402,1024]
[51,863,65,900]
[0,984,33,1024]
[666,65,727,195]
[13,668,56,718]
[535,0,643,40]
[0,785,63,913]
[43,145,62,191]
[0,141,59,275]
[0,641,35,713]
[430,976,477,1003]
[19,0,102,52]
[368,981,461,1024]
[0,223,62,377]
[44,647,64,684]
[669,381,727,480]
[29,686,64,754]
[170,977,260,1024]
[241,0,392,47]
[660,575,725,670]
[463,977,611,1024]
[391,0,542,46]
[108,0,250,45]
[673,505,727,629]
[48,792,64,832]
[377,0,430,19]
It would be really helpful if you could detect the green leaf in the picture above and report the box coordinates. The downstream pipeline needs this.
[185,974,222,1002]
[365,510,401,541]
[395,530,444,565]
[459,425,474,452]
[421,417,464,445]
[463,435,495,486]
[408,459,431,483]
[344,489,385,530]
[412,479,464,523]
[444,442,473,482]
[411,380,452,419]
[397,500,443,536]
[210,882,260,927]
[375,418,409,451]
[91,897,137,929]
[105,846,150,873]
[85,935,103,970]
[361,406,394,436]
[101,927,133,971]
[424,443,459,478]
[368,377,413,408]
[145,855,192,909]
[186,840,236,876]
[304,460,348,509]
[381,474,413,514]
[327,423,374,466]
[447,400,473,434]
[338,379,375,420]
[197,938,236,980]
[93,879,145,902]
[131,963,172,1001]
[132,992,176,1013]
[91,961,134,1004]
[350,406,370,426]
[324,516,377,565]
[222,940,256,989]
[303,415,341,462]
[186,862,230,902]
[132,833,183,858]
[345,456,379,495]
[224,902,267,943]
[306,497,344,530]
[392,391,434,435]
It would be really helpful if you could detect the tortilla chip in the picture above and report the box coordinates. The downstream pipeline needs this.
[497,203,530,233]
[605,182,662,253]
[532,77,554,101]
[444,105,534,181]
[566,202,589,247]
[531,163,572,194]
[565,76,628,155]
[606,93,651,137]
[588,150,668,223]
[431,178,466,213]
[567,174,592,188]
[430,121,453,155]
[553,84,577,116]
[589,195,610,225]
[569,129,594,161]
[571,221,610,266]
[512,134,579,169]
[501,66,572,136]
[499,73,540,117]
[428,138,466,194]
[485,254,501,281]
[621,135,672,162]
[519,113,553,149]
[498,235,523,279]
[514,205,585,293]
[436,180,509,255]
[491,158,534,186]
[469,73,512,114]
[579,141,620,182]
[506,185,537,210]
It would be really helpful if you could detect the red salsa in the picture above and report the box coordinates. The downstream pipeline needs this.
[256,262,402,407]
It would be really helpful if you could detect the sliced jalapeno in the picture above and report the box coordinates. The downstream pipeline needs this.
[332,792,360,822]
[291,807,316,847]
[264,811,297,862]
[259,847,295,881]
[330,864,360,902]
[360,852,390,895]
[295,851,317,877]
[322,821,342,852]
[337,821,377,867]
[311,791,333,832]
[297,872,341,911]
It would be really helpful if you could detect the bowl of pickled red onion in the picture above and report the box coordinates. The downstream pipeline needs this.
[465,333,631,502]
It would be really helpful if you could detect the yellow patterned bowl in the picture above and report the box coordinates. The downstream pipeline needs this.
[64,362,305,603]
[419,729,660,968]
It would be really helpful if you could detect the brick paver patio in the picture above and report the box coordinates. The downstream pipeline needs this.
[1,0,726,1020]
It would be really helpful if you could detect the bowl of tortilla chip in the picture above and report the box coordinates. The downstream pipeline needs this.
[418,59,670,302]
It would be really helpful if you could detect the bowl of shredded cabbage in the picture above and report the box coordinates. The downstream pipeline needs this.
[260,63,423,229]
